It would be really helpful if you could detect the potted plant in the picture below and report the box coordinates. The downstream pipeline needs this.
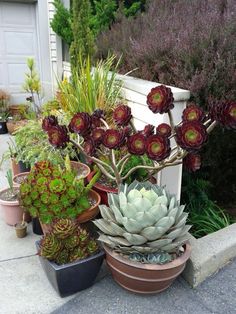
[0,170,24,226]
[0,89,10,134]
[36,218,104,297]
[94,181,191,294]
[19,160,101,234]
[15,213,28,238]
[42,85,236,202]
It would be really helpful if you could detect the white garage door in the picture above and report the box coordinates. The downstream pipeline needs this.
[0,2,40,103]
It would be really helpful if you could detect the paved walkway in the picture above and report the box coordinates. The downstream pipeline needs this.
[0,134,236,314]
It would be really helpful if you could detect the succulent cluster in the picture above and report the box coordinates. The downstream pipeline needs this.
[39,218,99,265]
[19,161,91,224]
[42,84,236,186]
[94,181,191,256]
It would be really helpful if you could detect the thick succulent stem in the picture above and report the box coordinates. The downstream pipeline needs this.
[109,151,122,185]
[207,120,218,133]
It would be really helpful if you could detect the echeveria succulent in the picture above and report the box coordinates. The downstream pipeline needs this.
[147,85,174,114]
[94,181,191,254]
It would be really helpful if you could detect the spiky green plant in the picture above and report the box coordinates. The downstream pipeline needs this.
[94,181,191,257]
[19,161,93,224]
[39,218,99,265]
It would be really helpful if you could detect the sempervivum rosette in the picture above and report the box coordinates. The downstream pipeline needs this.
[113,105,132,126]
[156,123,172,137]
[140,124,155,138]
[69,112,92,136]
[146,135,171,161]
[182,104,205,122]
[52,218,78,239]
[176,121,207,151]
[209,100,236,130]
[47,125,69,148]
[92,128,105,145]
[39,234,61,260]
[103,129,126,149]
[42,115,58,131]
[127,133,146,155]
[183,153,201,172]
[147,85,174,114]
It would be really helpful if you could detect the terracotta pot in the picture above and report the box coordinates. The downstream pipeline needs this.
[15,222,27,238]
[70,161,91,180]
[8,105,27,118]
[0,188,24,226]
[104,243,191,294]
[87,172,118,206]
[13,172,29,187]
[11,158,20,176]
[6,119,28,135]
[77,189,101,223]
[40,221,53,235]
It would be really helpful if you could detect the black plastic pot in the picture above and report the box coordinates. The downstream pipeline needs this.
[32,217,43,235]
[0,121,8,134]
[35,241,105,297]
[18,160,31,173]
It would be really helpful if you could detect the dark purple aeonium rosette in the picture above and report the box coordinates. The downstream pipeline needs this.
[91,128,105,145]
[127,133,146,155]
[147,85,174,114]
[146,135,171,161]
[42,115,58,132]
[113,105,132,126]
[91,109,105,127]
[83,138,96,156]
[175,121,208,151]
[182,104,205,122]
[69,112,92,136]
[183,153,201,172]
[47,125,69,148]
[103,129,126,149]
[156,123,172,137]
[140,124,155,138]
[209,100,236,130]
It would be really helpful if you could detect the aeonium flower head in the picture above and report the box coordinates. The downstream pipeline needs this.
[183,153,201,172]
[209,100,236,130]
[47,125,69,148]
[146,135,171,161]
[42,115,58,132]
[69,112,91,136]
[127,133,146,155]
[113,104,132,126]
[182,104,205,122]
[147,85,174,114]
[175,121,208,151]
[156,123,172,137]
[103,129,126,149]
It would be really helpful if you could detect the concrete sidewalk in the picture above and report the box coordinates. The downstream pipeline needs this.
[0,134,236,314]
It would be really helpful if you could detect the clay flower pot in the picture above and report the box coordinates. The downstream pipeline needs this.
[77,189,101,223]
[87,172,118,206]
[15,222,27,238]
[70,161,91,180]
[11,158,20,176]
[0,188,23,226]
[13,172,29,187]
[104,243,191,294]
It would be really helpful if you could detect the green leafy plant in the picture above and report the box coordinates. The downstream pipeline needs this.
[39,218,99,265]
[6,169,14,194]
[57,55,122,117]
[0,89,10,121]
[19,161,97,224]
[94,181,190,263]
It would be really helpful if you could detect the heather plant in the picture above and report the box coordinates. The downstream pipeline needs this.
[39,218,99,265]
[97,0,236,205]
[42,85,236,187]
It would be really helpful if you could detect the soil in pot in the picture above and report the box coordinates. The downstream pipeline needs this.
[0,187,24,225]
[0,121,8,134]
[15,222,27,238]
[104,243,191,294]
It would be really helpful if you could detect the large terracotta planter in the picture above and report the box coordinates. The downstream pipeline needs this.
[70,161,90,180]
[104,243,191,294]
[77,189,101,223]
[0,188,23,226]
[87,172,117,206]
[13,172,29,187]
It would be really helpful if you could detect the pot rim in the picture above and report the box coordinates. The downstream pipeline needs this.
[35,240,105,270]
[103,242,191,270]
[70,161,91,179]
[13,172,30,185]
[87,171,118,193]
[0,187,19,205]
